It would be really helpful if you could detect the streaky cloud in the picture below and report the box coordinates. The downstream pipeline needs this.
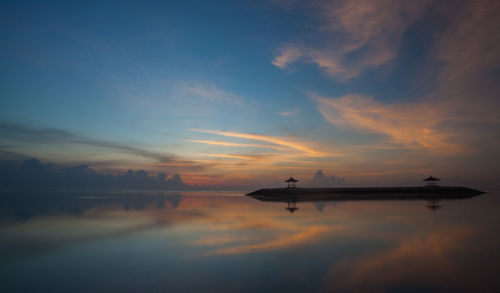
[277,107,301,117]
[191,128,331,157]
[175,81,247,106]
[0,121,177,163]
[189,139,287,151]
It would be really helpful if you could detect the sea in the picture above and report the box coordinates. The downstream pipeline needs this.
[1,189,499,292]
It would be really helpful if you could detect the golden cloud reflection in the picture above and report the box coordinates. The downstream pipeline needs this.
[182,198,345,256]
[322,226,481,292]
[3,191,500,293]
[205,226,333,255]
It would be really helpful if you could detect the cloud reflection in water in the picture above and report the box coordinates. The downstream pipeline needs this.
[1,192,499,292]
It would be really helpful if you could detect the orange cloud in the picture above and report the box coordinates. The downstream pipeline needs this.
[272,0,430,81]
[189,139,286,151]
[272,45,304,69]
[201,153,272,161]
[191,129,330,157]
[193,235,251,246]
[313,94,463,153]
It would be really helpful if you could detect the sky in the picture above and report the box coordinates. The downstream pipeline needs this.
[1,0,499,187]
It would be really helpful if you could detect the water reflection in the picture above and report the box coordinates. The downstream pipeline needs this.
[426,199,442,211]
[0,191,182,220]
[286,200,298,213]
[285,200,345,214]
[259,195,441,214]
[0,191,499,292]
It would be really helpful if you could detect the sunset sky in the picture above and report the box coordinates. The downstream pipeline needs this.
[1,0,499,187]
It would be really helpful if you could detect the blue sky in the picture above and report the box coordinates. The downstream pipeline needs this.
[1,0,499,187]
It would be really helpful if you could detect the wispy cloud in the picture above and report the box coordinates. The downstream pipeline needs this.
[175,81,246,106]
[431,0,500,124]
[189,139,287,151]
[201,153,271,161]
[272,45,304,69]
[272,0,430,81]
[191,129,329,157]
[112,78,251,119]
[312,94,461,152]
[277,107,301,117]
[304,0,500,161]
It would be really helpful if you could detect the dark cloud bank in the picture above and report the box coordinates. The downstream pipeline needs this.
[0,158,193,191]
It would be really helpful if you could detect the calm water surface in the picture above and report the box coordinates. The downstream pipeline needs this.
[1,190,499,292]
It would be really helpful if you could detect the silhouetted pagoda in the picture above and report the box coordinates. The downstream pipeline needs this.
[423,176,440,187]
[285,177,298,188]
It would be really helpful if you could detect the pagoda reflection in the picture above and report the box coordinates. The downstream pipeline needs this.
[285,200,298,214]
[426,199,442,211]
